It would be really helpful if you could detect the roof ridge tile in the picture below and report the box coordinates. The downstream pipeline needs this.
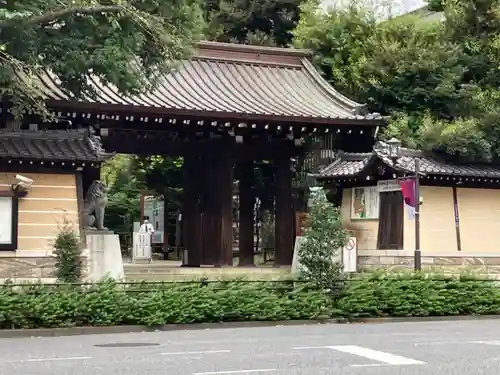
[0,127,114,163]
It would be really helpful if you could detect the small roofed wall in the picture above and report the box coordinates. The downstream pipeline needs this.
[340,187,415,252]
[403,186,457,252]
[0,172,79,280]
[341,185,500,253]
[340,189,378,250]
[455,188,500,252]
[342,185,500,273]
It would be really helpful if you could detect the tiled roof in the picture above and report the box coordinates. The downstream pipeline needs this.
[0,128,115,162]
[315,141,500,179]
[317,152,374,177]
[35,42,383,126]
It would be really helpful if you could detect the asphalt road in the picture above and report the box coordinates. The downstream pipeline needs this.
[2,320,500,375]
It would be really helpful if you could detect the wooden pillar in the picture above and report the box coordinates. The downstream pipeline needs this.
[274,155,294,266]
[200,150,234,267]
[75,171,85,245]
[203,160,217,265]
[221,155,234,266]
[238,161,255,266]
[211,153,233,266]
[182,156,202,267]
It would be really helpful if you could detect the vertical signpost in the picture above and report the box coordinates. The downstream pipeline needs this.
[132,232,152,263]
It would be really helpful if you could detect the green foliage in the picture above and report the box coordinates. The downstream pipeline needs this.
[135,155,184,205]
[102,155,184,239]
[298,187,347,293]
[293,0,500,162]
[2,275,500,329]
[260,210,275,249]
[0,280,332,328]
[102,155,143,234]
[0,0,205,118]
[204,0,304,46]
[53,220,82,283]
[337,273,500,318]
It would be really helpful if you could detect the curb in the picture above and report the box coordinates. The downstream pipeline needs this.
[1,315,500,339]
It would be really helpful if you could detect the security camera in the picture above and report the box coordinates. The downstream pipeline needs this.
[14,174,33,190]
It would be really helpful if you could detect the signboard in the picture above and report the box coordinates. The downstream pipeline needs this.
[342,237,357,273]
[132,232,152,262]
[351,187,379,219]
[377,179,401,192]
[143,196,164,244]
[295,212,308,236]
[0,197,13,244]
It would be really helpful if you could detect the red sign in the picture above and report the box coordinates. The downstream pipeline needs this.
[399,179,416,207]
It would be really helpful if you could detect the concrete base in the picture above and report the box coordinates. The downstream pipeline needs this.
[85,231,125,281]
[358,250,500,274]
[123,261,291,281]
[291,236,306,275]
[0,256,56,280]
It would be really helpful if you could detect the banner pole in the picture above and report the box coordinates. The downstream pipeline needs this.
[414,159,422,271]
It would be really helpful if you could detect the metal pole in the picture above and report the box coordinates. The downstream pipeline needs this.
[414,158,421,271]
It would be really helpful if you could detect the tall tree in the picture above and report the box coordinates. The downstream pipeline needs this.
[294,0,500,162]
[204,0,304,46]
[294,1,465,119]
[0,0,205,118]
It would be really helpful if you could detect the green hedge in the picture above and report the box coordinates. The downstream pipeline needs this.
[337,273,500,318]
[0,280,332,329]
[1,274,500,329]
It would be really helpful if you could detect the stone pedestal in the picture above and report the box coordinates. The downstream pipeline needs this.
[291,236,306,274]
[291,236,344,275]
[85,231,124,281]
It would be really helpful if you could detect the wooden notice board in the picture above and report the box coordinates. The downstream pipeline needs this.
[295,212,308,236]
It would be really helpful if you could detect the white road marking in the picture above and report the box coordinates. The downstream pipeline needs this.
[476,340,500,346]
[160,350,231,356]
[414,341,469,346]
[293,346,331,350]
[414,340,500,346]
[329,345,425,365]
[15,356,92,363]
[193,369,276,375]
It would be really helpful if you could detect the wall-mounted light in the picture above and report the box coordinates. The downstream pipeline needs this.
[11,174,33,198]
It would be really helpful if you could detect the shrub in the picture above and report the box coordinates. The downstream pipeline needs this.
[0,280,332,329]
[337,273,500,318]
[1,274,500,330]
[298,187,348,295]
[53,220,83,283]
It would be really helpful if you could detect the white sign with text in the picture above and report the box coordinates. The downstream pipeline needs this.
[0,197,13,244]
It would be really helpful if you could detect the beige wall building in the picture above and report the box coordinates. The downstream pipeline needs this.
[0,128,112,281]
[316,141,500,273]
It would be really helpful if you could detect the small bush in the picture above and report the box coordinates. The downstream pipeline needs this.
[337,273,500,318]
[298,187,348,295]
[53,220,82,283]
[0,281,332,329]
[1,274,500,330]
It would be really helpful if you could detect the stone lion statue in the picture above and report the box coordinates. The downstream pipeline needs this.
[83,180,109,231]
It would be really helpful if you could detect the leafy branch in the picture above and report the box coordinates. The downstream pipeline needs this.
[0,5,122,29]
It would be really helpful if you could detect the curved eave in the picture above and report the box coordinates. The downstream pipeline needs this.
[313,153,376,180]
[300,59,369,115]
[1,158,103,168]
[32,44,384,127]
[0,129,114,164]
[46,98,385,126]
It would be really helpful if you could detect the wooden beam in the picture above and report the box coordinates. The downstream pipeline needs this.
[182,155,202,267]
[238,161,255,266]
[220,155,234,266]
[274,155,294,266]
